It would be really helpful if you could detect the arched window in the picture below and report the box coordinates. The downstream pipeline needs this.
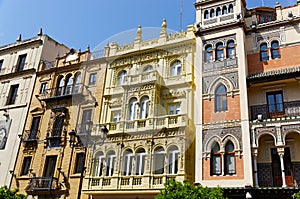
[140,96,149,119]
[94,152,105,177]
[271,41,280,59]
[211,142,221,175]
[171,60,181,76]
[204,10,209,19]
[64,75,73,95]
[227,41,235,59]
[216,7,221,16]
[216,43,224,61]
[73,72,81,93]
[56,77,64,96]
[117,70,127,85]
[228,4,234,13]
[154,147,165,174]
[222,6,227,15]
[205,45,213,62]
[210,9,215,18]
[128,98,138,120]
[105,151,115,176]
[135,148,146,175]
[225,141,235,175]
[215,84,227,112]
[123,149,133,176]
[143,65,153,72]
[260,43,269,61]
[168,146,179,174]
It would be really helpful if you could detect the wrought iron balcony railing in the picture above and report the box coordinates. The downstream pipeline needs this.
[26,177,59,192]
[39,83,84,101]
[250,101,300,121]
[22,130,40,142]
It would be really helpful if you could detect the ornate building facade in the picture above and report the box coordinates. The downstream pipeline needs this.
[0,31,69,187]
[10,47,108,199]
[194,0,300,197]
[82,20,196,199]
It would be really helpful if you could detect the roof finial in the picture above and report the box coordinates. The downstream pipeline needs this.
[135,25,142,43]
[16,34,22,42]
[38,27,43,36]
[160,19,167,38]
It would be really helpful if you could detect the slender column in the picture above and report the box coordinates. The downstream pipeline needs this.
[221,152,225,175]
[278,151,287,187]
[253,154,259,187]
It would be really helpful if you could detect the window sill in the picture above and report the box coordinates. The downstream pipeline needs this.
[16,175,31,180]
[0,103,27,111]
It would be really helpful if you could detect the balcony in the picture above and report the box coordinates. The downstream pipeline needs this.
[26,177,60,192]
[86,174,183,190]
[91,114,189,135]
[122,71,163,87]
[250,101,300,121]
[38,83,84,101]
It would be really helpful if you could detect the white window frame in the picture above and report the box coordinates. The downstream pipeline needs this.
[171,61,181,76]
[123,151,134,176]
[94,155,105,177]
[129,99,138,120]
[112,111,121,122]
[140,97,149,119]
[105,154,115,176]
[168,149,179,174]
[135,152,146,175]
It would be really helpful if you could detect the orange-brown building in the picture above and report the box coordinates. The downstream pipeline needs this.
[10,47,108,199]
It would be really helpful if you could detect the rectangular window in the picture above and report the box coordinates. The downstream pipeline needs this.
[0,59,3,71]
[168,104,180,115]
[40,83,47,94]
[89,73,96,85]
[168,151,179,174]
[29,116,40,140]
[16,54,27,72]
[74,153,85,174]
[111,111,121,122]
[81,109,92,134]
[21,157,32,176]
[267,91,284,117]
[7,84,19,105]
[43,156,57,177]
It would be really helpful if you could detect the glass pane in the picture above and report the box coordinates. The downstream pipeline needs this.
[212,155,221,174]
[276,93,283,112]
[225,154,235,174]
[154,153,164,174]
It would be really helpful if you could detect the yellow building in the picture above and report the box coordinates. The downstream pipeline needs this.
[82,20,196,199]
[10,47,108,199]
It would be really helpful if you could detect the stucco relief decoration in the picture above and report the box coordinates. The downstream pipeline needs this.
[255,127,276,144]
[0,119,12,150]
[84,23,194,180]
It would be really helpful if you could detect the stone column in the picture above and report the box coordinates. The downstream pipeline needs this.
[221,152,225,175]
[278,149,287,187]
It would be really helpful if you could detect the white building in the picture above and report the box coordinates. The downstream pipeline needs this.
[0,30,69,186]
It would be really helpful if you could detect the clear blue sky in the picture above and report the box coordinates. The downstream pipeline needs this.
[0,0,296,51]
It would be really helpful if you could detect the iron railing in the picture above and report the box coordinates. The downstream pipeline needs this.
[26,177,59,191]
[39,83,83,100]
[250,101,300,120]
